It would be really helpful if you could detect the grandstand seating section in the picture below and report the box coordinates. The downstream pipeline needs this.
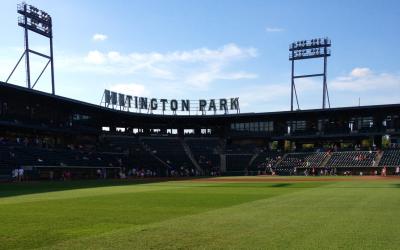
[325,151,377,168]
[278,153,310,169]
[266,152,328,175]
[1,134,400,179]
[226,154,253,173]
[225,143,258,174]
[379,149,400,166]
[141,137,196,171]
[300,152,328,168]
[248,151,281,172]
[0,142,128,179]
[101,136,165,171]
[185,138,220,172]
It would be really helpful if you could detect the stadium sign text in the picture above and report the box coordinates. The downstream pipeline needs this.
[102,89,240,115]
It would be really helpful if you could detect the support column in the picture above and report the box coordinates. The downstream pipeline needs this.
[50,35,55,94]
[291,54,294,111]
[322,54,327,109]
[24,4,31,89]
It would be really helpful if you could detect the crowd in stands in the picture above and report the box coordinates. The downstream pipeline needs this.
[242,145,400,176]
[251,151,281,175]
[326,151,377,168]
[379,149,400,167]
[2,132,400,180]
[142,138,195,170]
[185,138,220,175]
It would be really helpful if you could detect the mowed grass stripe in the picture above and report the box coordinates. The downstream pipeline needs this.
[0,181,314,250]
[0,181,185,205]
[39,180,400,250]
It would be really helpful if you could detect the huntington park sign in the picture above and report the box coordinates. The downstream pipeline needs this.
[101,89,240,115]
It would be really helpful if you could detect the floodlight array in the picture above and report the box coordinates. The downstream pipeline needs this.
[17,2,52,37]
[289,38,331,60]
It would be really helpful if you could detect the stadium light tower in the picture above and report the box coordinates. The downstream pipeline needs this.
[289,37,331,111]
[6,2,55,94]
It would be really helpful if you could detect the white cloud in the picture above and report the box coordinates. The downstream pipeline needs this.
[109,83,148,96]
[0,45,239,110]
[331,67,400,91]
[112,43,256,64]
[185,65,257,89]
[92,33,108,41]
[84,50,106,64]
[107,51,122,62]
[266,27,284,32]
[220,71,258,80]
[59,43,258,88]
[78,43,256,66]
[350,67,372,78]
[240,84,288,103]
[232,78,322,112]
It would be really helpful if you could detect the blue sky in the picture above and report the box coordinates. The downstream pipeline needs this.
[0,0,399,112]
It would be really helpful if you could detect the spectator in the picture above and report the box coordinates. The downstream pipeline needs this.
[381,166,387,177]
[96,169,102,179]
[18,167,24,182]
[12,168,18,181]
[119,170,126,179]
[102,168,107,179]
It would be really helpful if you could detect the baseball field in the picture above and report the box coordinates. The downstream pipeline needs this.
[1,176,399,249]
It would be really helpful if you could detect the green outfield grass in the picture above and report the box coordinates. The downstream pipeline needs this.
[0,177,399,249]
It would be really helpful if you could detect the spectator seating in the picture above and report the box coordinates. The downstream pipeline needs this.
[325,151,377,168]
[226,154,253,173]
[185,138,220,172]
[225,143,259,174]
[101,135,166,172]
[273,152,328,175]
[300,152,328,168]
[1,134,397,179]
[278,153,312,169]
[379,149,400,166]
[248,151,282,172]
[0,144,127,168]
[141,137,196,172]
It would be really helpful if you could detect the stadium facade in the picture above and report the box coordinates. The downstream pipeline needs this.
[1,80,400,179]
[1,3,400,180]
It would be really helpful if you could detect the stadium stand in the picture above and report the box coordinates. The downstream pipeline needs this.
[226,154,253,174]
[185,138,221,174]
[1,81,400,180]
[325,151,377,168]
[378,149,400,167]
[248,150,282,174]
[273,152,330,175]
[299,152,329,168]
[224,142,258,174]
[141,137,197,175]
[101,135,167,173]
[277,153,310,169]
